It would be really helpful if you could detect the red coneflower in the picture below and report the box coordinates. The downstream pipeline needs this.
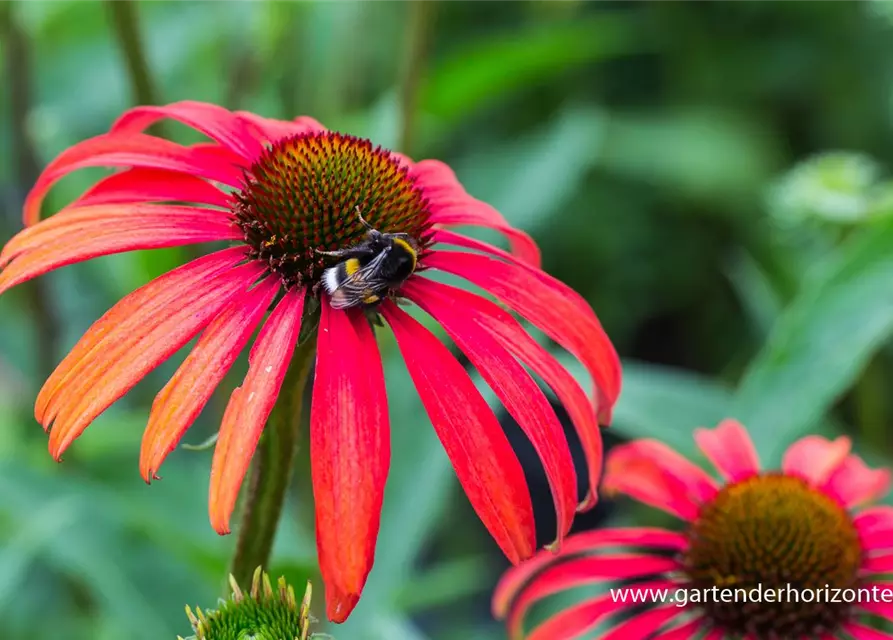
[494,420,893,640]
[0,101,620,622]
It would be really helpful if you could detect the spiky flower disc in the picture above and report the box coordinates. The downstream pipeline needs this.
[179,567,316,640]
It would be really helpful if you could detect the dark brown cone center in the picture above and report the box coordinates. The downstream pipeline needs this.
[232,132,432,288]
[681,473,862,638]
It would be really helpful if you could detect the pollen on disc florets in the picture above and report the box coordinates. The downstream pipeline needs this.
[179,567,316,640]
[232,131,433,289]
[681,473,862,638]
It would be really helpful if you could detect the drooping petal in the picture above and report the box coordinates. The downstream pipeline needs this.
[432,228,527,268]
[693,419,760,483]
[311,303,389,623]
[139,277,280,482]
[0,205,240,294]
[781,435,851,486]
[599,603,684,640]
[74,168,232,208]
[381,302,536,564]
[111,101,266,160]
[493,527,688,620]
[822,454,892,509]
[652,617,709,640]
[235,110,326,143]
[602,440,717,521]
[23,133,247,225]
[845,622,893,640]
[208,288,306,535]
[407,276,603,511]
[856,507,893,551]
[45,261,265,459]
[34,247,243,420]
[404,279,576,548]
[424,250,621,424]
[410,159,541,267]
[701,629,724,640]
[525,580,675,640]
[505,554,679,638]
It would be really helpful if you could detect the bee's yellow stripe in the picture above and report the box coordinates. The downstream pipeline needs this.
[392,238,418,271]
[344,258,361,276]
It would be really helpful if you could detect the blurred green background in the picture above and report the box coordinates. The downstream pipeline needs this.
[2,1,893,639]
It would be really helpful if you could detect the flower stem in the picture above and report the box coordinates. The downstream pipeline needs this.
[106,0,160,108]
[227,332,318,590]
[398,0,436,156]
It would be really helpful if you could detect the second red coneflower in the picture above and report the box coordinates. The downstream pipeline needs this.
[0,101,620,622]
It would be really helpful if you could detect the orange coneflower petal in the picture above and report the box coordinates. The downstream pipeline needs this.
[412,159,541,267]
[424,249,621,424]
[406,274,603,512]
[111,100,266,160]
[492,526,687,620]
[139,277,280,482]
[74,168,232,208]
[381,301,536,564]
[23,133,247,225]
[35,247,248,426]
[404,278,576,549]
[209,287,306,535]
[0,207,240,295]
[504,554,679,638]
[603,440,718,521]
[235,110,326,143]
[311,304,389,623]
[46,261,265,460]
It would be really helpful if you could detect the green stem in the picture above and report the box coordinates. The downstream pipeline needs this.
[106,0,160,107]
[398,0,436,155]
[228,333,318,589]
[0,2,60,380]
[854,354,888,453]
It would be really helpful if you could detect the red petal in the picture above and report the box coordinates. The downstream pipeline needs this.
[75,168,232,208]
[652,618,708,640]
[505,554,678,638]
[599,604,683,640]
[493,527,687,620]
[845,622,893,640]
[603,440,717,521]
[234,110,326,143]
[864,553,893,573]
[781,435,852,486]
[408,276,603,511]
[856,507,893,551]
[404,279,576,547]
[111,101,266,160]
[139,277,280,482]
[0,206,240,295]
[23,133,246,225]
[424,250,621,424]
[859,582,893,620]
[525,580,673,640]
[381,301,535,564]
[693,419,760,483]
[45,261,264,459]
[34,247,248,426]
[311,304,390,623]
[822,454,892,508]
[209,288,306,535]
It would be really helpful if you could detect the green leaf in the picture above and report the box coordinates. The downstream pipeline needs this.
[731,218,893,462]
[421,15,642,123]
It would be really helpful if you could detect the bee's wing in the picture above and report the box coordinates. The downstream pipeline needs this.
[328,251,392,309]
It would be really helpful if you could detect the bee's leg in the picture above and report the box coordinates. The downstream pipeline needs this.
[355,206,382,238]
[315,247,354,258]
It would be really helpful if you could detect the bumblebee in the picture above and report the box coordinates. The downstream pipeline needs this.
[318,207,420,309]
